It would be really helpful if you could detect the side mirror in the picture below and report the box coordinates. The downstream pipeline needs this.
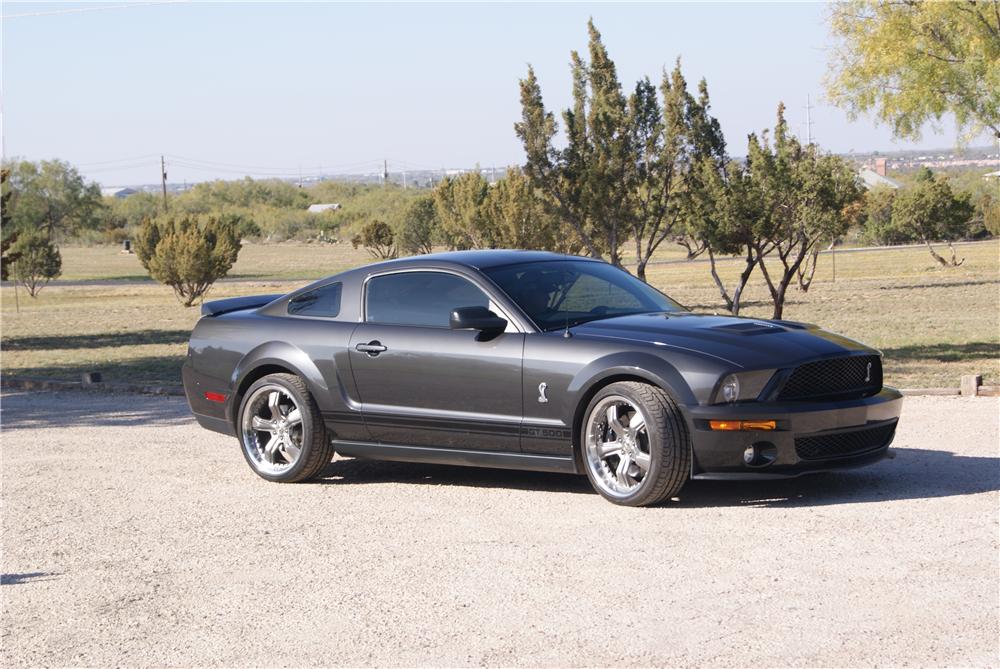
[449,306,507,333]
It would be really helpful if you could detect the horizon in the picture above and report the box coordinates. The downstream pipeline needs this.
[3,1,995,188]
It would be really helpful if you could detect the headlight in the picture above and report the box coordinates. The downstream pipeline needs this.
[720,374,740,403]
[713,370,776,404]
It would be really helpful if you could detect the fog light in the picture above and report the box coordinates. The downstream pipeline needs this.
[744,441,777,468]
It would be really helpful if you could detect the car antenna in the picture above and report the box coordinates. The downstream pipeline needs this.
[563,316,573,339]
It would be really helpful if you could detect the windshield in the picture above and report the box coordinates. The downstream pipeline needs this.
[484,260,685,331]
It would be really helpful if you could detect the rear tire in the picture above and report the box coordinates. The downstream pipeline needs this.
[236,373,333,482]
[580,381,691,506]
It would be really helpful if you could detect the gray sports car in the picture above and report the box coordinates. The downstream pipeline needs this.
[183,250,903,506]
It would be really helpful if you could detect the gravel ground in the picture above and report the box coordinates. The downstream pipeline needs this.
[1,390,997,667]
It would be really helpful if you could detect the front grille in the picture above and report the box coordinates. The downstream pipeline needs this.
[778,355,882,401]
[795,421,897,461]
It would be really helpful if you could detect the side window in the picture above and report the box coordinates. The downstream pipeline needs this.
[367,272,489,327]
[287,282,342,318]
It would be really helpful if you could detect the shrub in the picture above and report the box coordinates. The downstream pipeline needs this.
[398,195,438,255]
[351,220,396,259]
[135,214,242,306]
[9,231,62,297]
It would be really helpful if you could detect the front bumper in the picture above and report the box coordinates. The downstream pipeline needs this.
[686,388,903,479]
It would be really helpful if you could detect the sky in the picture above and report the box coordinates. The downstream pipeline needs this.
[2,1,990,187]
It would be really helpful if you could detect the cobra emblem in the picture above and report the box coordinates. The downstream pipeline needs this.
[537,382,549,403]
[865,361,872,383]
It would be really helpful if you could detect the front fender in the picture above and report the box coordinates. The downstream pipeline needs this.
[568,351,698,407]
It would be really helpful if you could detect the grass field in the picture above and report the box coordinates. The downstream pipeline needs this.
[1,240,997,389]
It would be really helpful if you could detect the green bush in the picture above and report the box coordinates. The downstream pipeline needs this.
[9,231,62,297]
[135,214,242,306]
[398,195,438,255]
[351,220,396,259]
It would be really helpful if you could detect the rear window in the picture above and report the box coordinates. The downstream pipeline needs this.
[287,282,342,318]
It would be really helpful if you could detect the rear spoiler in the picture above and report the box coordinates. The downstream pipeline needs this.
[201,294,283,317]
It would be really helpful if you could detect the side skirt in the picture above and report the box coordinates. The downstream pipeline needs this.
[332,440,579,475]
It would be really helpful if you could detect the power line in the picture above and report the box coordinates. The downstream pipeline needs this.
[75,154,160,167]
[1,1,188,21]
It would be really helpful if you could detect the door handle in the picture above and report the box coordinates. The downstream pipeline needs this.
[355,340,388,356]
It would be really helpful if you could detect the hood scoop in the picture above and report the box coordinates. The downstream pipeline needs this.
[710,321,784,336]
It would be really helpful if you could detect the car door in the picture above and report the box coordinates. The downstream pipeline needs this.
[348,269,524,451]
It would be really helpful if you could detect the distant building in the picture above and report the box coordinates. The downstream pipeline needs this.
[101,187,138,199]
[307,203,341,214]
[858,168,902,190]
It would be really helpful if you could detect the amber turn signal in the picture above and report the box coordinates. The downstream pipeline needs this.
[709,419,776,431]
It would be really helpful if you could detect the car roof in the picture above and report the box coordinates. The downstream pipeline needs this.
[370,249,597,271]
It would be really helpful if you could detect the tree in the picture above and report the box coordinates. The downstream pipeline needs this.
[682,157,768,316]
[432,171,492,249]
[351,220,397,259]
[750,104,864,319]
[98,191,162,243]
[859,186,901,245]
[628,69,729,280]
[891,167,974,266]
[9,232,61,297]
[1,168,22,281]
[516,21,631,267]
[135,215,242,306]
[397,195,438,255]
[481,167,578,253]
[3,159,103,239]
[826,1,1000,142]
[516,22,724,280]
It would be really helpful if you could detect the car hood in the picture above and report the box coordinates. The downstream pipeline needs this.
[569,311,876,369]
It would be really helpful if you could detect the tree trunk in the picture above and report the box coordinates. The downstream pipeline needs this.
[797,249,819,292]
[731,252,757,316]
[708,247,756,316]
[771,277,792,319]
[924,239,949,266]
[947,242,965,267]
[707,248,734,313]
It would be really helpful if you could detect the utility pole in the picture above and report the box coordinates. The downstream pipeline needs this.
[160,155,168,211]
[402,170,407,189]
[804,95,814,145]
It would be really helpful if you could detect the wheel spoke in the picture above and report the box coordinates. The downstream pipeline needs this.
[629,411,645,435]
[268,391,283,420]
[263,435,282,463]
[285,408,302,427]
[597,441,620,458]
[634,451,651,473]
[252,416,276,432]
[606,405,626,436]
[615,453,633,488]
[280,440,301,463]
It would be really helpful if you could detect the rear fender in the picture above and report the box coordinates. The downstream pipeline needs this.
[230,341,331,421]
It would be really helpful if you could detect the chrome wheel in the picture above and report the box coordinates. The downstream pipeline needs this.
[241,384,305,476]
[584,395,652,498]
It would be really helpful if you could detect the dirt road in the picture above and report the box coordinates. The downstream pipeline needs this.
[2,391,997,667]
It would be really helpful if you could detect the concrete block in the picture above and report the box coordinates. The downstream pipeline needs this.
[960,374,982,397]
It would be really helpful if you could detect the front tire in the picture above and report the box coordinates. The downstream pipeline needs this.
[237,373,333,482]
[581,381,691,506]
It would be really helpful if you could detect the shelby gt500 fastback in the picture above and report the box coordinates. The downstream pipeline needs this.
[183,250,903,506]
